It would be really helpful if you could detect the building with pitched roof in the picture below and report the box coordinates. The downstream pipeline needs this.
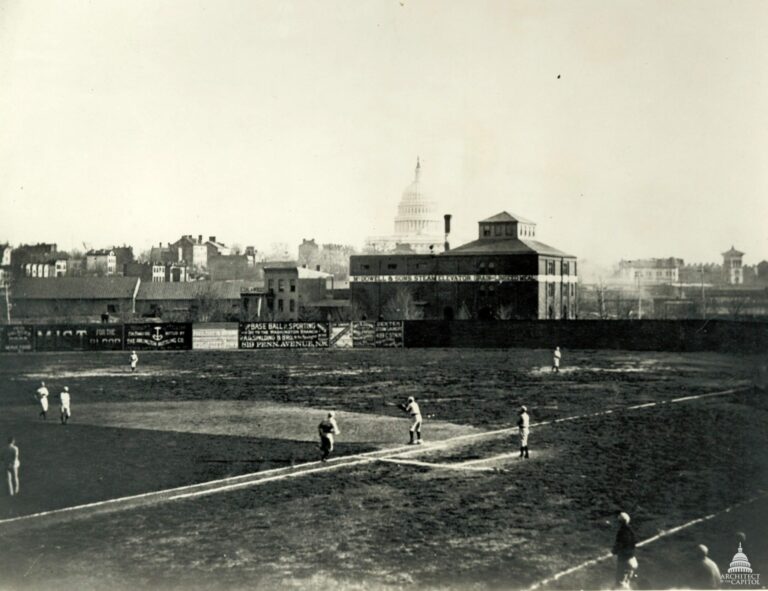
[136,280,257,322]
[10,277,140,322]
[351,211,577,320]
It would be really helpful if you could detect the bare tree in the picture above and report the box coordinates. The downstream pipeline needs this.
[456,301,473,320]
[382,287,423,320]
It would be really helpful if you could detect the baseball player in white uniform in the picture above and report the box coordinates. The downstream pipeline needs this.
[318,412,341,462]
[35,381,49,420]
[129,351,139,372]
[401,396,423,445]
[517,405,530,459]
[552,346,561,373]
[59,386,72,425]
[3,436,20,496]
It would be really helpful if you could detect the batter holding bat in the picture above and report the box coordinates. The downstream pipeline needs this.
[399,396,423,445]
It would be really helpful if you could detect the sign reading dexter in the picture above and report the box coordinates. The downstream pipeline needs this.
[124,323,192,350]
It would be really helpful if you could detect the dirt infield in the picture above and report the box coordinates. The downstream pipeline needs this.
[0,349,765,590]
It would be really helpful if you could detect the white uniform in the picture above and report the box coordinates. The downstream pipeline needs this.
[130,353,138,370]
[553,348,561,370]
[517,411,530,447]
[406,401,422,433]
[36,386,49,412]
[59,391,71,417]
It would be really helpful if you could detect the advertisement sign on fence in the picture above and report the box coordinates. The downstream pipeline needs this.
[239,322,329,348]
[124,323,192,350]
[2,325,34,352]
[329,323,353,348]
[352,322,376,347]
[374,321,404,347]
[33,325,122,351]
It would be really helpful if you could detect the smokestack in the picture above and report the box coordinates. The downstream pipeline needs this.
[198,235,203,244]
[443,214,452,252]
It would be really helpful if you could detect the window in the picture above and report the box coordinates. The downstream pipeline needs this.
[494,225,502,236]
[482,225,491,237]
[547,283,555,297]
[387,263,397,270]
[277,299,284,312]
[488,262,495,270]
[563,261,569,275]
[289,299,295,312]
[268,279,274,292]
[107,304,119,313]
[478,261,486,271]
[278,279,285,292]
[505,224,514,236]
[361,264,370,271]
[289,279,296,293]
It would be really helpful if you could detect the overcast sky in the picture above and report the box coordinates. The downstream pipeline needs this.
[1,0,766,266]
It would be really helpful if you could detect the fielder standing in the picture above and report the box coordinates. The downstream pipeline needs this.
[318,411,341,462]
[59,386,72,425]
[552,346,562,373]
[129,351,139,372]
[35,381,49,420]
[517,405,530,459]
[2,436,20,496]
[400,396,423,445]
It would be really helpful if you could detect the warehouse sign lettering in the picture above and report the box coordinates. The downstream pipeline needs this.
[349,274,570,283]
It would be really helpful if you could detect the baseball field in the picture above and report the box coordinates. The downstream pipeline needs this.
[0,348,766,590]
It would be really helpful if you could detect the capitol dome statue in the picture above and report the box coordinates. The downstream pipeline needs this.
[727,544,753,574]
[365,158,444,254]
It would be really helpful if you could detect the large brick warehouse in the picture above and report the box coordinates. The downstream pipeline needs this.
[350,212,578,320]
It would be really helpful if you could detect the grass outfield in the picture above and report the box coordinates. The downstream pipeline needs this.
[0,349,765,590]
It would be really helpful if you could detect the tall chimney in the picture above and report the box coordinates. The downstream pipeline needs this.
[209,236,216,243]
[443,214,452,252]
[198,235,203,244]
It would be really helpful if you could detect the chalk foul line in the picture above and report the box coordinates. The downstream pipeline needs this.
[0,385,750,531]
[524,493,768,591]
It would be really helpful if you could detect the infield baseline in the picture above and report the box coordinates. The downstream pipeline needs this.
[0,385,749,532]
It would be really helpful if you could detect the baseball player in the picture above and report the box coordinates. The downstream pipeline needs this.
[35,381,49,420]
[400,396,423,445]
[59,386,72,425]
[517,405,530,458]
[318,412,341,462]
[129,351,139,372]
[612,512,638,589]
[552,346,561,373]
[2,436,20,496]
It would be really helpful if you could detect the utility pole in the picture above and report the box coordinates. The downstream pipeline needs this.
[700,266,706,319]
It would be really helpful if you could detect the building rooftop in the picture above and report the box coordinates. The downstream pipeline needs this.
[137,280,260,301]
[445,238,573,258]
[722,246,745,257]
[13,277,139,299]
[480,211,536,224]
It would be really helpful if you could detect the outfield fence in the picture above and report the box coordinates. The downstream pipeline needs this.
[0,319,766,352]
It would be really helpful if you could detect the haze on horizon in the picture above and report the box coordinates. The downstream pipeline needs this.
[1,0,767,268]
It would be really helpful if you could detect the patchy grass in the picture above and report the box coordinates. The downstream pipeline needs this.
[0,349,765,590]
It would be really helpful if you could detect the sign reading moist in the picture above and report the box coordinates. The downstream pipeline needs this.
[124,323,192,350]
[32,325,123,351]
[239,322,329,349]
